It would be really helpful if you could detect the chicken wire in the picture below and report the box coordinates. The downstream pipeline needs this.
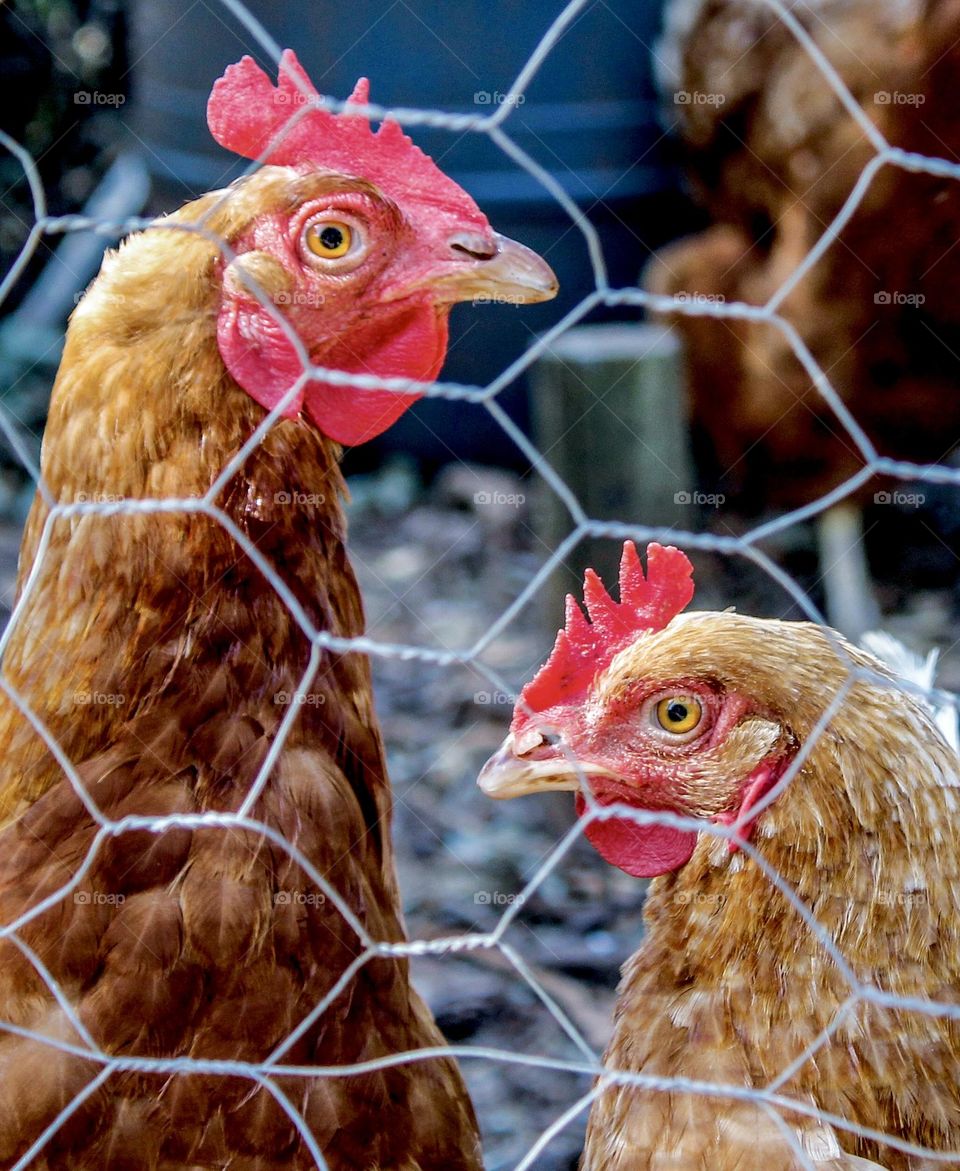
[1,0,960,1167]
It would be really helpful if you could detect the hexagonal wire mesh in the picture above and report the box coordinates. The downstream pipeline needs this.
[1,0,960,1167]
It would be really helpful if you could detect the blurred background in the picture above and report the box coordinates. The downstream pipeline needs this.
[0,0,689,471]
[3,0,960,1165]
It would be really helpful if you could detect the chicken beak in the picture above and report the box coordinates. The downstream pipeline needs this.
[478,730,612,799]
[427,232,559,305]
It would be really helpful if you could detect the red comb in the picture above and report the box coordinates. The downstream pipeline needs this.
[518,543,695,718]
[206,50,488,224]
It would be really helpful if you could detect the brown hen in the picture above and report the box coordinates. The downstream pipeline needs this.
[481,542,960,1170]
[0,51,556,1169]
[650,0,960,510]
[648,0,960,633]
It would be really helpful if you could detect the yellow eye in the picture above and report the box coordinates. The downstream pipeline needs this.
[654,696,703,736]
[305,220,353,259]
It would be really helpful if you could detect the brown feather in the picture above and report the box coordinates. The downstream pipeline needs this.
[0,169,480,1168]
[647,0,960,510]
[580,615,960,1169]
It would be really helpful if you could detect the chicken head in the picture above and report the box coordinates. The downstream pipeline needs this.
[206,51,557,445]
[479,543,809,878]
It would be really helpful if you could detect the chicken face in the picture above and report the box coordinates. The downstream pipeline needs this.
[215,170,553,446]
[479,544,801,878]
[207,51,557,446]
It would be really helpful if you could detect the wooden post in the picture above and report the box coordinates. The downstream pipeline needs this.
[529,322,693,619]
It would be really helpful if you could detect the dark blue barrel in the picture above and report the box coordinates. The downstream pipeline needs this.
[129,0,678,468]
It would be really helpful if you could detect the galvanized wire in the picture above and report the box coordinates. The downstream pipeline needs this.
[0,0,959,1167]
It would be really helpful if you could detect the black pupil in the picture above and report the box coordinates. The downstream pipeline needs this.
[319,225,344,251]
[667,701,689,724]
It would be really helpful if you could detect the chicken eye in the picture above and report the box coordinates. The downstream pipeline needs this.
[305,220,353,259]
[654,696,703,736]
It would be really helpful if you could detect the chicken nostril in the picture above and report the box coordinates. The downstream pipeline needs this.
[448,231,497,261]
[513,726,563,760]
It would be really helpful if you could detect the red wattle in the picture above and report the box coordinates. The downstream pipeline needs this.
[575,793,697,878]
[216,294,448,446]
[305,302,447,445]
[217,299,306,419]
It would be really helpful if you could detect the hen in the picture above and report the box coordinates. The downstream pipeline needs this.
[480,542,960,1169]
[647,0,960,633]
[0,51,556,1169]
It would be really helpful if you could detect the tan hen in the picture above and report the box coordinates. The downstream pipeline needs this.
[481,543,960,1170]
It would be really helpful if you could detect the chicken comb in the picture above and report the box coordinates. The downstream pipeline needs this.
[206,50,488,221]
[519,543,695,716]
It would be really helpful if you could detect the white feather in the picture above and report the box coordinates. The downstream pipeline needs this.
[861,630,959,753]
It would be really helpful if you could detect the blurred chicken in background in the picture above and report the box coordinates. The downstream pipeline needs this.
[645,0,960,636]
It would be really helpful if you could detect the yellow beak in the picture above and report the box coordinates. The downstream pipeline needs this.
[413,232,559,306]
[478,730,618,799]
